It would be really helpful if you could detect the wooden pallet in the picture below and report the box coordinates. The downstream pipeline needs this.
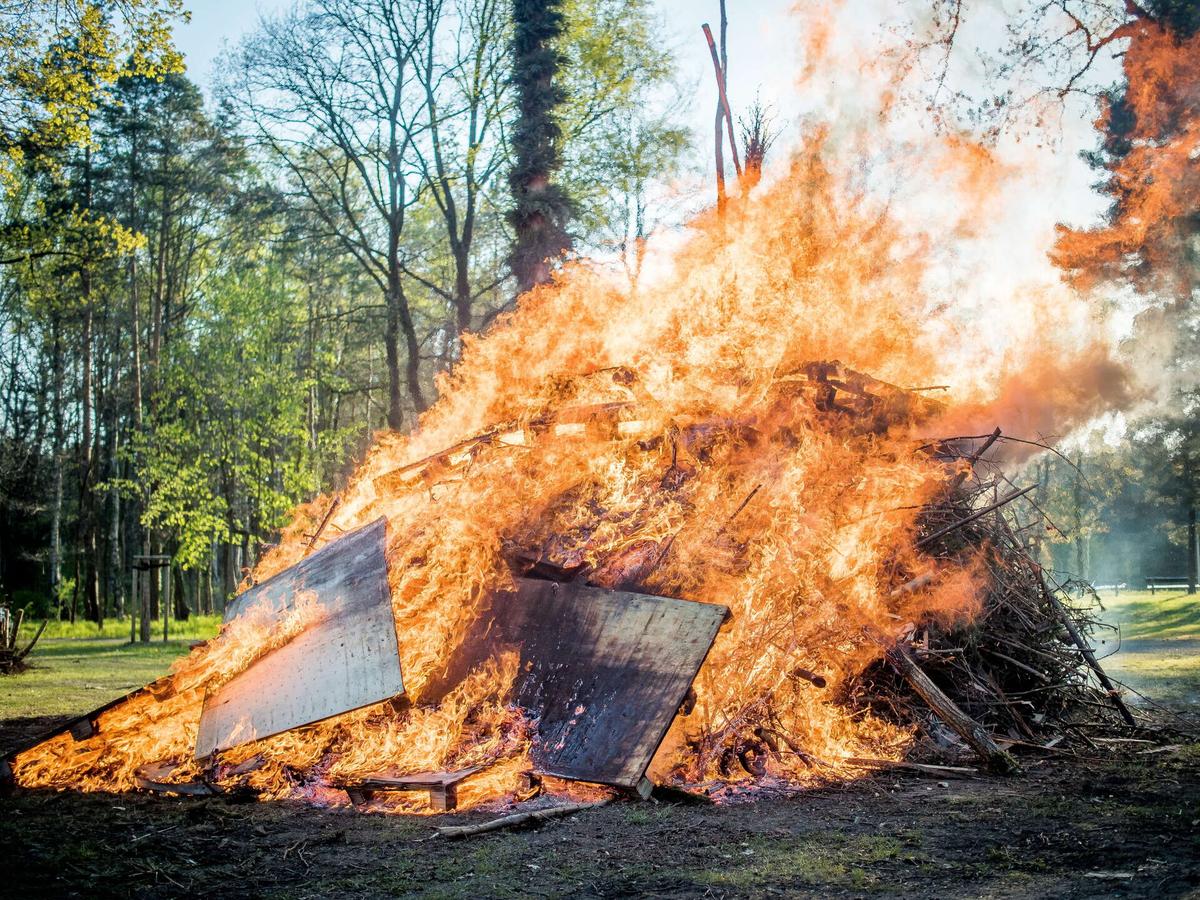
[340,765,484,811]
[132,761,218,797]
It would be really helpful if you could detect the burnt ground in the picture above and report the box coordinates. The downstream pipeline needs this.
[3,729,1199,899]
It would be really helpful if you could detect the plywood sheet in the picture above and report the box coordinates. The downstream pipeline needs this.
[497,579,728,789]
[194,517,401,758]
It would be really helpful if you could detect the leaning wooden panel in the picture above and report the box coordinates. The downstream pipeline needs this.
[500,579,728,790]
[194,517,401,759]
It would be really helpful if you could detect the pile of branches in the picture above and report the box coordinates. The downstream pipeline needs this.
[364,363,1142,778]
[848,432,1139,769]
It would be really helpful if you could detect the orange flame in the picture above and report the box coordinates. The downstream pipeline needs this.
[15,115,1127,806]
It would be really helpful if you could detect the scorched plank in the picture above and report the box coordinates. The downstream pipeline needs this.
[194,517,401,758]
[498,579,728,790]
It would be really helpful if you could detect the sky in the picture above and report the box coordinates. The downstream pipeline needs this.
[174,0,802,166]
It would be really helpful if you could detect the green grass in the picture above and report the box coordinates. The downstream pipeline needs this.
[1,638,205,719]
[1087,588,1200,709]
[15,614,222,643]
[1093,589,1200,641]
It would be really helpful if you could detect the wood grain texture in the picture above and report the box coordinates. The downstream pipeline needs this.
[194,517,401,758]
[498,579,728,789]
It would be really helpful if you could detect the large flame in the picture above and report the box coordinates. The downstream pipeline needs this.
[1053,21,1200,302]
[14,111,1127,808]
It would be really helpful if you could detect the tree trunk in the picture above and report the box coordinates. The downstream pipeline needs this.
[454,243,472,339]
[49,317,64,615]
[223,539,238,606]
[1072,454,1086,580]
[76,144,101,625]
[173,562,190,620]
[712,1,729,215]
[386,245,426,426]
[107,410,122,618]
[79,271,101,625]
[507,0,572,295]
[148,539,160,623]
[139,563,151,643]
[1188,506,1197,596]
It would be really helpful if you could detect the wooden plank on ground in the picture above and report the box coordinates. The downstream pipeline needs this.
[339,765,484,811]
[194,517,401,759]
[496,579,728,790]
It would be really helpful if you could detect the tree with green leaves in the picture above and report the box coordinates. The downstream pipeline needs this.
[226,0,440,427]
[0,0,185,224]
[555,0,688,284]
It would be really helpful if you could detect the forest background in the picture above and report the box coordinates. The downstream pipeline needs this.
[1,0,1197,631]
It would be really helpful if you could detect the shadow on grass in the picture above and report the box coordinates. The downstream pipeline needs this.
[1098,590,1200,641]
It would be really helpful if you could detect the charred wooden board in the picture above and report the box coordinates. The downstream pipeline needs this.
[194,517,402,759]
[134,761,217,797]
[496,579,728,790]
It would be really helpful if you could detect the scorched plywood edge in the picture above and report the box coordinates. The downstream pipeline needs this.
[194,517,402,758]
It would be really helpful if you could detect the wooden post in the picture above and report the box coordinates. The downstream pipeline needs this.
[139,564,150,643]
[163,560,171,643]
[1188,507,1197,596]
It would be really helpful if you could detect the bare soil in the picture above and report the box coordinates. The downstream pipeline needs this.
[4,725,1198,899]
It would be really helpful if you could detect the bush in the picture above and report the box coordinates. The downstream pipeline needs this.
[11,589,52,620]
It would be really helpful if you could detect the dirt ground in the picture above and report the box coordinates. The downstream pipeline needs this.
[5,589,1199,899]
[3,721,1199,899]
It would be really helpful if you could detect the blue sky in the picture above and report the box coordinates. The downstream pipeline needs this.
[174,0,801,154]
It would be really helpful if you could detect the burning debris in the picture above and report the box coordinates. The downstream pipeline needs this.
[3,143,1145,815]
[4,361,1138,812]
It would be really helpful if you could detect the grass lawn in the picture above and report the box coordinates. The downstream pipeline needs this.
[15,613,222,643]
[2,629,218,721]
[1093,588,1200,640]
[1087,588,1200,711]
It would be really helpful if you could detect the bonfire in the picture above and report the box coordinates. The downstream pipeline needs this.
[4,140,1140,816]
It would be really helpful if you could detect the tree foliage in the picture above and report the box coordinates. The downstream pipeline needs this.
[0,0,185,189]
[0,0,688,623]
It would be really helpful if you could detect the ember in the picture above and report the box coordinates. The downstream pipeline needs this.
[7,137,1137,813]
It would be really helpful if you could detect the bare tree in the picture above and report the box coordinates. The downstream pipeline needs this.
[225,0,438,427]
[407,0,511,350]
[903,0,1152,133]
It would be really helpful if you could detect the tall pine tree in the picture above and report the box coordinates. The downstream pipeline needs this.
[507,0,573,294]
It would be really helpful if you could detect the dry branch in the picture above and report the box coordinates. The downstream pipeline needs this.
[868,628,1020,774]
[434,799,612,839]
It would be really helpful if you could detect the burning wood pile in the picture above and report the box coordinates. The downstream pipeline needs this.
[3,362,1135,811]
[2,145,1141,814]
